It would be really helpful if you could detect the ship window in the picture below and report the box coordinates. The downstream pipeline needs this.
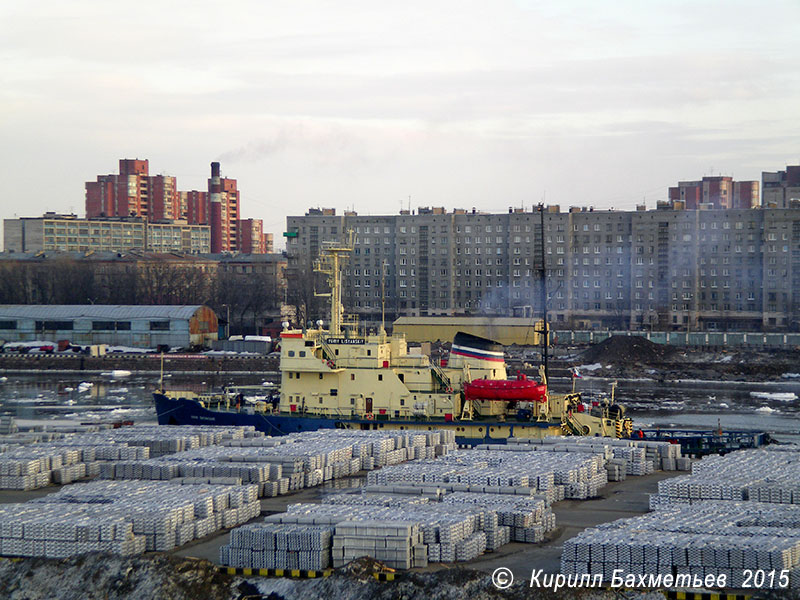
[319,398,323,404]
[400,399,404,406]
[288,350,295,357]
[330,389,338,396]
[351,374,355,381]
[350,398,355,405]
[299,350,306,357]
[288,373,292,379]
[366,349,371,356]
[296,373,300,379]
[378,374,383,381]
[335,349,339,355]
[319,373,323,379]
[398,374,404,383]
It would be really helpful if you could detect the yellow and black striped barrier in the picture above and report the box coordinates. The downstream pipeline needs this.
[663,591,752,600]
[220,566,397,581]
[221,567,333,578]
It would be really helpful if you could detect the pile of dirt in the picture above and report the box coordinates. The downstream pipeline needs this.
[338,556,393,582]
[579,335,676,365]
[0,553,249,600]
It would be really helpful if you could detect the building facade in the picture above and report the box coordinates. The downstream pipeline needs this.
[3,214,210,254]
[85,159,262,253]
[0,304,218,348]
[286,205,800,332]
[668,176,759,210]
[763,165,800,208]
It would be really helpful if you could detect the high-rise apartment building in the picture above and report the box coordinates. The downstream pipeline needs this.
[763,165,800,208]
[239,218,267,254]
[83,159,265,253]
[668,176,759,210]
[286,205,800,332]
[207,162,240,253]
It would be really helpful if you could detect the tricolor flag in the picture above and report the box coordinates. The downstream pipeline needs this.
[571,367,582,379]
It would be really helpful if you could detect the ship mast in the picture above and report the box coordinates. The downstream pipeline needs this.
[314,230,354,336]
[539,204,548,381]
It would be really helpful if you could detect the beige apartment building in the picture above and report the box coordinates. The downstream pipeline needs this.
[4,214,210,254]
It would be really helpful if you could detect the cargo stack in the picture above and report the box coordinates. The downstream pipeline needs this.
[220,523,333,570]
[332,521,425,569]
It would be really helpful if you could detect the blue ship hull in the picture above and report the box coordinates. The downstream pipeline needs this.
[153,393,559,446]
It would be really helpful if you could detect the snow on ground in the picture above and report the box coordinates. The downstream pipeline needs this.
[749,391,797,401]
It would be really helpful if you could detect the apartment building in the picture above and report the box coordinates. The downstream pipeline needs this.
[4,214,210,254]
[286,205,800,332]
[763,165,800,208]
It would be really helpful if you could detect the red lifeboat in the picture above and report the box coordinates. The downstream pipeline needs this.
[464,375,547,403]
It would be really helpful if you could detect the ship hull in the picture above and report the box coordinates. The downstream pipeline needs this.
[153,393,563,446]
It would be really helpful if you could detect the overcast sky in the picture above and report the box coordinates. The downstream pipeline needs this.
[2,0,799,249]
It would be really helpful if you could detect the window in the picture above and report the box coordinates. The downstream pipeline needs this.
[149,321,170,331]
[37,320,74,330]
[0,321,16,330]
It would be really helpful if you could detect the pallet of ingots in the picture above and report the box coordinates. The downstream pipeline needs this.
[323,492,432,506]
[43,424,262,458]
[0,417,18,435]
[509,435,685,472]
[561,501,800,588]
[95,429,453,499]
[332,520,425,570]
[265,502,475,566]
[0,503,145,558]
[363,484,446,499]
[441,492,556,543]
[654,447,800,506]
[0,444,94,490]
[26,479,260,553]
[220,523,333,570]
[368,449,604,501]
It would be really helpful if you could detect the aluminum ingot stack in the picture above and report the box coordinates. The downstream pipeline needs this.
[332,521,425,570]
[221,523,333,570]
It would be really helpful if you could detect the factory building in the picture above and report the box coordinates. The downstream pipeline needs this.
[0,305,218,349]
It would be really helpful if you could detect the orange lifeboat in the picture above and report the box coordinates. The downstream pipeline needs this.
[464,375,547,403]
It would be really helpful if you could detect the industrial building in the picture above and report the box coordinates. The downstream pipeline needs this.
[0,305,218,349]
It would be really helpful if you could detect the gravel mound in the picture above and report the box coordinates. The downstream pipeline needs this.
[579,336,675,365]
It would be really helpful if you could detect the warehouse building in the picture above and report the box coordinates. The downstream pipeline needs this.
[394,316,546,346]
[0,305,218,349]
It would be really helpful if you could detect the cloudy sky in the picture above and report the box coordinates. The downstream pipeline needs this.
[2,0,798,248]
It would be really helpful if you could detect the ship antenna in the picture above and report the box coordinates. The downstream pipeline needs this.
[539,203,548,382]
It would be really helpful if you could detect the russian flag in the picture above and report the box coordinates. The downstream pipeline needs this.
[571,367,582,379]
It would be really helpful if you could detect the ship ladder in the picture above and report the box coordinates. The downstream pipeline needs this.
[431,364,452,392]
[319,338,337,367]
[563,412,585,436]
